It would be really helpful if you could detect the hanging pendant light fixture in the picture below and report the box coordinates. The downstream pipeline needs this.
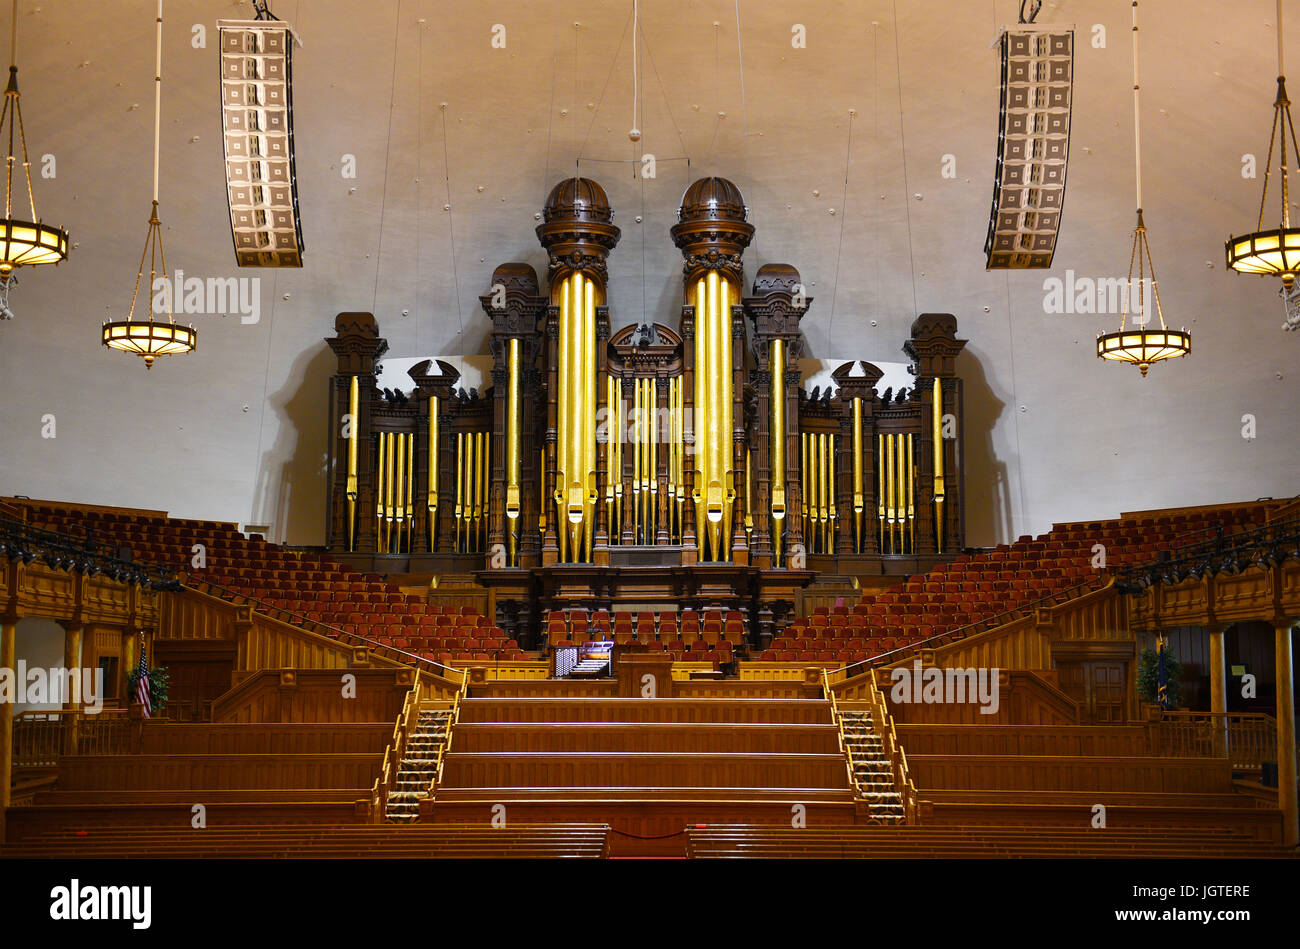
[0,0,70,319]
[102,0,195,368]
[1097,0,1189,376]
[1225,0,1300,291]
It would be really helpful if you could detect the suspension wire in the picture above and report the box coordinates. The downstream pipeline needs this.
[734,0,748,178]
[577,6,634,165]
[891,1,918,315]
[1018,0,1041,25]
[440,105,465,343]
[542,0,559,195]
[371,0,401,312]
[826,111,855,340]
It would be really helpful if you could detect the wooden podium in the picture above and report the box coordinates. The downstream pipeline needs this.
[613,646,673,698]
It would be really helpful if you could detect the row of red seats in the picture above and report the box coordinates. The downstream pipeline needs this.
[763,502,1277,663]
[20,502,514,664]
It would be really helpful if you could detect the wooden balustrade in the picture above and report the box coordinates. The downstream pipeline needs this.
[13,709,136,766]
[1148,711,1279,770]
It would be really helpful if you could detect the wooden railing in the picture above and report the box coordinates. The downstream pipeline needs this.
[1148,711,1280,771]
[822,674,857,799]
[823,576,1107,684]
[427,667,470,801]
[13,709,136,766]
[371,678,424,822]
[865,671,918,824]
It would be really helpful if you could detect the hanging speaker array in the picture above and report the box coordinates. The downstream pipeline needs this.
[217,15,304,267]
[984,23,1074,269]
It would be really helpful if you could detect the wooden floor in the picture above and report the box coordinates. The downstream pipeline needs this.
[684,825,1299,859]
[0,823,611,859]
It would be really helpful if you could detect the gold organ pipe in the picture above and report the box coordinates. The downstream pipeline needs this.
[877,433,886,552]
[800,432,809,551]
[895,432,905,554]
[556,275,570,562]
[649,379,658,541]
[566,273,582,560]
[462,431,473,552]
[395,431,406,533]
[614,379,623,540]
[744,446,753,541]
[583,277,595,562]
[666,376,676,541]
[770,340,786,527]
[406,432,414,553]
[906,432,915,555]
[385,431,396,553]
[632,377,642,543]
[428,396,439,551]
[604,375,615,546]
[454,431,464,552]
[819,433,829,553]
[346,376,359,551]
[933,376,946,554]
[538,446,547,535]
[852,397,863,553]
[473,431,483,551]
[506,338,521,523]
[692,270,736,561]
[376,431,385,549]
[828,433,836,553]
[885,432,896,553]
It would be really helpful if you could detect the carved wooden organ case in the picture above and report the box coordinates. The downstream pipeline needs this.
[325,177,968,582]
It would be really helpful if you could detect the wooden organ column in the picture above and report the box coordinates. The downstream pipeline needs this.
[904,314,968,555]
[480,264,547,568]
[670,177,754,564]
[743,264,810,570]
[535,178,620,565]
[325,312,388,554]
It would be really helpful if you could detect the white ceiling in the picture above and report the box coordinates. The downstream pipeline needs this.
[0,0,1297,546]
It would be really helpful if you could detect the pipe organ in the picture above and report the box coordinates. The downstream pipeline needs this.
[324,179,967,647]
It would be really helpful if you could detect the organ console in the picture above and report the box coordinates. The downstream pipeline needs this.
[324,177,968,647]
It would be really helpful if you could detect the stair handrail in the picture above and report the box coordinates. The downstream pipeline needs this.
[185,575,467,684]
[824,574,1107,681]
[866,668,918,824]
[371,677,423,822]
[428,666,470,799]
[822,669,858,796]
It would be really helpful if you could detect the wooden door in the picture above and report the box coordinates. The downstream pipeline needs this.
[1088,662,1126,723]
[1056,660,1127,723]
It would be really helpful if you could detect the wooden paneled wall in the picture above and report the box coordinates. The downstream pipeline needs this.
[138,723,391,755]
[211,669,411,724]
[878,669,1078,725]
[452,723,842,754]
[896,724,1151,757]
[57,753,381,792]
[909,754,1234,794]
[439,752,849,790]
[456,698,832,725]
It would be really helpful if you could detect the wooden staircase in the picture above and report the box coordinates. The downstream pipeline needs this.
[385,706,452,822]
[839,708,905,823]
[429,692,858,855]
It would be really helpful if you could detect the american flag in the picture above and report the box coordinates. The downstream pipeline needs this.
[135,642,152,718]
